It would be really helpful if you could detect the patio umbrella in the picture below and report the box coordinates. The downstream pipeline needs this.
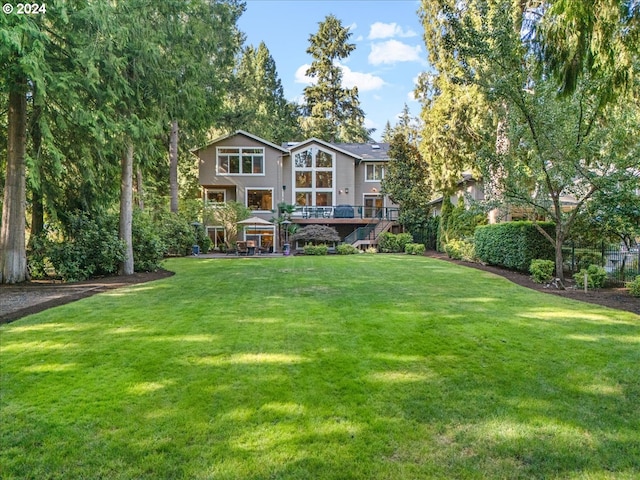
[237,216,274,252]
[237,216,274,227]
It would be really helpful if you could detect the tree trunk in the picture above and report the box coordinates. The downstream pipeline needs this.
[554,225,566,288]
[0,85,29,284]
[119,141,134,275]
[30,103,44,237]
[169,119,179,213]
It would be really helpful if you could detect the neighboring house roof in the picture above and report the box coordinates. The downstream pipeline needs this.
[191,130,289,154]
[428,173,479,206]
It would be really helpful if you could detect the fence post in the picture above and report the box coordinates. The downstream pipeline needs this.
[571,241,575,272]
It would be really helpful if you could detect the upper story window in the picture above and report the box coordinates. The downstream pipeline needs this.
[247,188,273,211]
[365,163,384,181]
[205,189,226,205]
[293,146,335,207]
[217,147,264,175]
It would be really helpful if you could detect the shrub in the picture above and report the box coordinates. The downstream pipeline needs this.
[303,243,328,255]
[444,239,475,261]
[365,247,378,254]
[474,221,555,272]
[405,243,426,255]
[46,212,125,282]
[336,243,359,255]
[575,251,605,270]
[396,233,413,252]
[529,259,555,284]
[378,232,399,253]
[378,232,414,253]
[574,265,608,289]
[627,276,640,297]
[132,210,165,272]
[158,213,195,256]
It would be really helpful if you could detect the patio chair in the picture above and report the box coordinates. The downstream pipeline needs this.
[236,241,248,256]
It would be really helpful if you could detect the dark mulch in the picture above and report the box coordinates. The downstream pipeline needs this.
[0,270,174,324]
[1,254,638,325]
[425,251,639,316]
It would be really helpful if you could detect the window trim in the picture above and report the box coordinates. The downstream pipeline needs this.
[245,187,274,212]
[216,146,265,176]
[292,146,336,207]
[204,188,226,205]
[365,162,384,182]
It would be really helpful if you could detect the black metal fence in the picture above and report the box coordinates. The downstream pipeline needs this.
[563,241,640,286]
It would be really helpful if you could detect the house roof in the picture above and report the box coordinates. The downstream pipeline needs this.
[191,130,289,154]
[283,138,390,162]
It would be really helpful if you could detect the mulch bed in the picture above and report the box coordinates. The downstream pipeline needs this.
[1,255,637,325]
[0,270,174,324]
[424,251,639,315]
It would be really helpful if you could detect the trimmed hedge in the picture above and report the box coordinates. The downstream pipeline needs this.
[474,221,555,272]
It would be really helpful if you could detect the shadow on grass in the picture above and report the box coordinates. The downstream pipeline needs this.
[1,256,639,479]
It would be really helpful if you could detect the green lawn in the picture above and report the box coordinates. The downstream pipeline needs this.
[1,255,639,479]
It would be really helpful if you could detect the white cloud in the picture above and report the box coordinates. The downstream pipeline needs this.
[295,64,313,85]
[368,22,417,40]
[346,22,358,32]
[369,40,422,65]
[340,64,385,91]
[295,63,385,92]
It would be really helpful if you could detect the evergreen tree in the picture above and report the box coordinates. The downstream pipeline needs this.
[381,134,432,230]
[223,42,301,143]
[301,15,370,142]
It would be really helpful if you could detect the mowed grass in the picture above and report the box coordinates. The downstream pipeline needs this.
[1,255,639,479]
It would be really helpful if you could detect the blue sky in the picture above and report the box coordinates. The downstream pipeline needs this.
[238,0,427,142]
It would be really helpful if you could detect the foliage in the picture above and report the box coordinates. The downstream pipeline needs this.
[301,14,370,142]
[364,247,378,254]
[627,276,640,297]
[411,216,439,251]
[574,265,608,289]
[444,239,475,262]
[474,222,555,272]
[204,201,251,247]
[378,232,413,253]
[336,243,359,255]
[43,212,125,282]
[303,243,329,256]
[575,251,606,271]
[131,210,165,272]
[419,0,640,285]
[438,197,487,251]
[529,259,555,284]
[404,243,426,255]
[382,134,431,231]
[381,103,422,147]
[222,42,301,144]
[157,213,196,257]
[291,225,340,244]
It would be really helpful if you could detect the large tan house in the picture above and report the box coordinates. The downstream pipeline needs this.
[193,130,400,252]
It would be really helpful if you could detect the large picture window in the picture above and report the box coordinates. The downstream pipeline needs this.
[292,146,335,207]
[247,188,273,211]
[217,147,264,175]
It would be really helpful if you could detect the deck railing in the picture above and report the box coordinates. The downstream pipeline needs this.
[292,205,399,221]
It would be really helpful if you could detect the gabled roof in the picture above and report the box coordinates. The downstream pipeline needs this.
[284,138,391,162]
[285,137,363,160]
[191,130,289,154]
[334,142,390,162]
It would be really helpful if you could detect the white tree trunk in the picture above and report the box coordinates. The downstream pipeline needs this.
[0,87,28,284]
[119,141,134,275]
